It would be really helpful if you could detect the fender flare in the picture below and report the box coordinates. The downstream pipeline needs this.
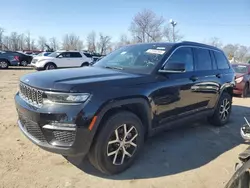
[91,97,152,136]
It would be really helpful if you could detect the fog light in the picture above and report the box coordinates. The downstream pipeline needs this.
[43,123,76,131]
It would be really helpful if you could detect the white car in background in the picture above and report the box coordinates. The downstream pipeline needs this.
[31,50,93,70]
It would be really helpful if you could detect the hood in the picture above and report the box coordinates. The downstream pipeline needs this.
[20,67,149,92]
[33,56,54,61]
[235,73,245,78]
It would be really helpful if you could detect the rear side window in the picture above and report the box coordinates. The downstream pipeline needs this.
[214,51,230,69]
[167,47,194,71]
[194,48,212,71]
[83,52,92,58]
[70,52,82,58]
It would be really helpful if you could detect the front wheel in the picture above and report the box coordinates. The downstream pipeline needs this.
[45,63,56,70]
[88,111,145,175]
[208,92,232,126]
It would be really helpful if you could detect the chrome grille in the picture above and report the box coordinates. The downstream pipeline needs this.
[31,59,38,64]
[19,114,46,143]
[52,130,76,145]
[19,83,43,106]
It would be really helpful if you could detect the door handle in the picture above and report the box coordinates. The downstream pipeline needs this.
[190,75,198,82]
[216,73,221,78]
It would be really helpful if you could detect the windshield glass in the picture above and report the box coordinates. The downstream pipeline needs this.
[93,44,172,74]
[232,64,248,73]
[48,52,61,57]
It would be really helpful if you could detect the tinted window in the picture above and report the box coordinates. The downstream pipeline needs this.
[60,52,70,58]
[214,51,230,69]
[194,48,212,71]
[167,47,194,71]
[70,52,82,58]
[210,50,217,70]
[83,52,92,58]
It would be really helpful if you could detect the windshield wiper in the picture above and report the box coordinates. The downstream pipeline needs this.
[104,66,124,70]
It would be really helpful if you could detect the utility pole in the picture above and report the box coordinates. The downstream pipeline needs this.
[169,19,177,42]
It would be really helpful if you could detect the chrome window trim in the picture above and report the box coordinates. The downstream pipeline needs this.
[161,45,224,69]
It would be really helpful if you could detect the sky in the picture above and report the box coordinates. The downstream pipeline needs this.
[1,0,250,46]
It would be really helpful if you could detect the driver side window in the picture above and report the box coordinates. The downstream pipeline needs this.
[167,47,194,72]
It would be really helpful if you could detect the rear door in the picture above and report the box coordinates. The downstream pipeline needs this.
[191,47,220,110]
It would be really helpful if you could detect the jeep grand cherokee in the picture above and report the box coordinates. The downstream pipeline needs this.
[15,41,235,174]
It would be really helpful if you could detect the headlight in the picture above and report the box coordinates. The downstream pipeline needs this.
[37,59,45,63]
[44,92,90,104]
[235,77,243,83]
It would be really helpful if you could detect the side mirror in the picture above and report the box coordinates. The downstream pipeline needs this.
[159,62,186,73]
[57,55,63,58]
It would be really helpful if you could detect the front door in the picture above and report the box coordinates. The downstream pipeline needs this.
[155,47,202,126]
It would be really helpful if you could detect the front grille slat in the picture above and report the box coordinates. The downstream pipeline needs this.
[19,83,43,107]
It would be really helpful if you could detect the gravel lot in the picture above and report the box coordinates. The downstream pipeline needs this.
[0,67,249,188]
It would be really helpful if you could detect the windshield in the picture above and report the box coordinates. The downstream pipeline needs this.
[48,52,61,57]
[93,44,171,74]
[232,64,248,74]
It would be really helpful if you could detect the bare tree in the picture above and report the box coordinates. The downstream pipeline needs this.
[2,36,10,50]
[49,37,59,51]
[25,31,31,50]
[62,34,83,50]
[129,9,165,43]
[31,39,36,50]
[207,37,223,48]
[18,33,25,50]
[38,36,47,50]
[0,27,4,50]
[86,31,97,52]
[9,32,20,51]
[223,44,239,59]
[97,33,111,55]
[236,45,248,62]
[163,25,183,42]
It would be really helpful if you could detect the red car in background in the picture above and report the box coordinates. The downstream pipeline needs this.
[232,63,250,97]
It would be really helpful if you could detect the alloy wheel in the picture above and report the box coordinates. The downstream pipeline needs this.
[107,124,138,165]
[21,61,28,66]
[0,61,8,68]
[47,65,55,70]
[219,98,231,121]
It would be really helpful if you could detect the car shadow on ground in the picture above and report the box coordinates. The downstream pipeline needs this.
[66,104,250,180]
[5,67,34,70]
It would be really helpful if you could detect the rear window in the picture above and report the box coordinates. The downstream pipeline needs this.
[83,52,92,58]
[70,52,82,58]
[214,51,230,69]
[232,64,248,74]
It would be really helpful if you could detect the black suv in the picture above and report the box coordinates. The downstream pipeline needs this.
[15,41,235,174]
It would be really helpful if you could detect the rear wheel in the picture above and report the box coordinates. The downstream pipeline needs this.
[81,62,89,67]
[208,92,232,126]
[242,84,249,98]
[0,60,9,69]
[88,111,144,175]
[45,63,56,70]
[21,60,28,66]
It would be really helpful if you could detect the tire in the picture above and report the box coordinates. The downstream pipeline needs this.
[88,111,145,175]
[208,92,232,126]
[242,84,249,98]
[81,62,89,67]
[45,63,56,70]
[0,60,9,69]
[21,60,28,66]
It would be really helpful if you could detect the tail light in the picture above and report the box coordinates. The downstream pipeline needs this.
[14,56,19,61]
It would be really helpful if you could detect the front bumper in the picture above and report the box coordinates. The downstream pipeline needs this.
[15,93,95,156]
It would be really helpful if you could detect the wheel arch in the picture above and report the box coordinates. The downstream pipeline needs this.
[81,62,90,67]
[92,97,153,140]
[44,62,57,69]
